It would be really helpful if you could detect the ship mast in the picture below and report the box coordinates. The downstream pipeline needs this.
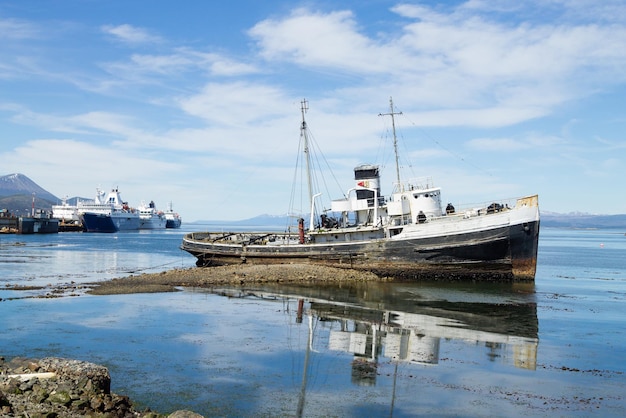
[379,97,403,191]
[300,99,315,219]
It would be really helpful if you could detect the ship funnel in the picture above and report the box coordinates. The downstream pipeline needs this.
[354,164,380,202]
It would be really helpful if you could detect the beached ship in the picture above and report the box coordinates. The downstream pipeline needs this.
[163,202,182,229]
[181,99,540,281]
[78,188,140,233]
[138,200,166,229]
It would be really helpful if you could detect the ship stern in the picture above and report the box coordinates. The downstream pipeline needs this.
[509,195,540,281]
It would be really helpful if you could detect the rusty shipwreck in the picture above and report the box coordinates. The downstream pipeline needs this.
[181,99,540,281]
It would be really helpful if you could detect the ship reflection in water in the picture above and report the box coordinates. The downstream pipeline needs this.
[208,281,538,414]
[322,300,537,377]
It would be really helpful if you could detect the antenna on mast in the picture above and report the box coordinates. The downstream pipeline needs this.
[379,97,403,190]
[301,98,309,120]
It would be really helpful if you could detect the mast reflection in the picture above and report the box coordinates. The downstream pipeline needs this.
[317,300,537,389]
[218,281,538,375]
[210,281,538,417]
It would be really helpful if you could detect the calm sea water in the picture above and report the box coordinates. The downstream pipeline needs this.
[1,226,625,417]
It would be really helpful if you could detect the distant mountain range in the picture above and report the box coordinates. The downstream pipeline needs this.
[540,212,626,229]
[2,173,626,228]
[196,212,626,229]
[0,173,58,201]
[0,173,60,215]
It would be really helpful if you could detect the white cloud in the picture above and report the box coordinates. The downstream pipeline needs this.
[9,107,135,137]
[101,24,161,44]
[247,4,626,128]
[0,17,38,39]
[394,4,626,84]
[593,135,626,149]
[249,8,404,74]
[414,107,549,128]
[95,49,259,94]
[468,132,568,152]
[5,138,174,183]
[128,53,195,74]
[467,138,530,151]
[177,82,290,126]
[209,58,258,77]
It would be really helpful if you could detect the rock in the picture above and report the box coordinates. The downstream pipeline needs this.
[48,390,71,406]
[38,357,111,394]
[0,391,12,413]
[169,410,205,418]
[0,356,206,417]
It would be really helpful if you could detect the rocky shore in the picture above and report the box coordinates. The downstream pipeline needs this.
[0,356,203,417]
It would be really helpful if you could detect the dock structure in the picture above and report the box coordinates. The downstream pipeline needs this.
[0,210,18,233]
[1,209,62,234]
[17,216,59,234]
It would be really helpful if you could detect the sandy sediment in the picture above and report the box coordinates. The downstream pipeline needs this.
[86,264,384,295]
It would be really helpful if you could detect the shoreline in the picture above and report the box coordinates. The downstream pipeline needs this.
[1,264,385,301]
[86,264,385,295]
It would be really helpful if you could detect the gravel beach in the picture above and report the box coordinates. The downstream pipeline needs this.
[86,264,384,295]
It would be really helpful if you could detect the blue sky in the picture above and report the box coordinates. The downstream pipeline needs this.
[2,0,625,221]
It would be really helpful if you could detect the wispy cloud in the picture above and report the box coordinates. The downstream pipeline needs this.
[248,3,626,128]
[0,17,39,39]
[467,138,531,151]
[101,49,258,80]
[8,106,137,137]
[101,24,161,44]
[467,132,568,152]
[177,81,290,126]
[249,8,402,74]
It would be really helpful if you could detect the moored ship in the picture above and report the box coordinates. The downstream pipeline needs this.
[78,188,140,233]
[181,99,540,281]
[138,200,167,229]
[51,196,83,231]
[51,196,80,223]
[163,202,182,229]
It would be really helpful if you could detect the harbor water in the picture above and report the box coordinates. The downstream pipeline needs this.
[1,227,625,417]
